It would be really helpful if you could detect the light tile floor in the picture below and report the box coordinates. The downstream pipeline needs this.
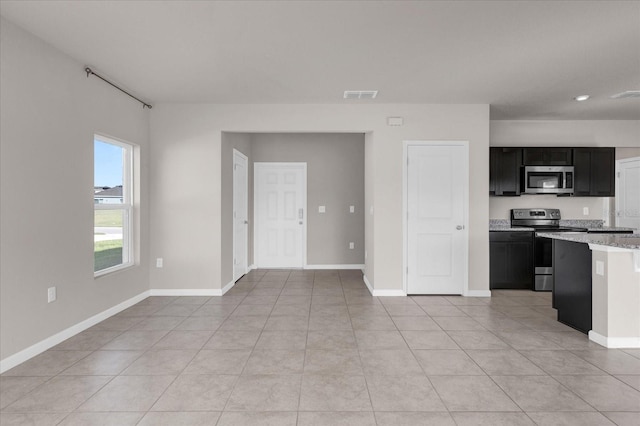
[2,269,640,425]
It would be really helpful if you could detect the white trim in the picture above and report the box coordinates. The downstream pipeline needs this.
[403,140,470,296]
[363,274,374,295]
[248,264,256,270]
[149,288,223,297]
[0,290,150,374]
[221,280,235,295]
[362,274,407,297]
[233,149,249,282]
[372,289,407,297]
[254,162,307,269]
[589,330,640,348]
[463,290,492,298]
[304,264,365,270]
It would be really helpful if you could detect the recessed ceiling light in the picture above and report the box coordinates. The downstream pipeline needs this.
[344,90,378,100]
[574,95,590,101]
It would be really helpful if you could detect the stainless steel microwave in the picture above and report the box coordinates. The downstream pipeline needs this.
[523,166,574,194]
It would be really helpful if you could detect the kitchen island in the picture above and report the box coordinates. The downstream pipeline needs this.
[537,232,640,348]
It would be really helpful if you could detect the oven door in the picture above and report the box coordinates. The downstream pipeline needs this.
[534,236,553,291]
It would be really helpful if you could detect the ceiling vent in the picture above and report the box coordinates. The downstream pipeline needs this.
[344,90,378,100]
[610,90,640,99]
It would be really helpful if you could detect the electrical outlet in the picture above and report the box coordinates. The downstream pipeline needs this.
[349,242,355,249]
[156,258,163,268]
[596,261,605,276]
[47,287,56,303]
[349,205,355,213]
[318,206,326,213]
[583,207,589,216]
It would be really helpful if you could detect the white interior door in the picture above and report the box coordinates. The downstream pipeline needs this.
[616,157,640,230]
[233,150,249,281]
[255,163,306,268]
[406,143,468,295]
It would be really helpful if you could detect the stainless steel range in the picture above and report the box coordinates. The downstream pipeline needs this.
[511,208,587,291]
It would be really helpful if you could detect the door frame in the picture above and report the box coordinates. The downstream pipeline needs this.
[253,162,308,269]
[233,149,249,281]
[402,141,470,296]
[615,156,640,228]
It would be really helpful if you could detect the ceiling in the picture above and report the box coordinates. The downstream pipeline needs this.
[1,1,639,120]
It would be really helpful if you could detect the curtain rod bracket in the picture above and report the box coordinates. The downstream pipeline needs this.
[84,66,152,109]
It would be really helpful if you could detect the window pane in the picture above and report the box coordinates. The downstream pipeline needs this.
[94,210,125,272]
[94,140,125,204]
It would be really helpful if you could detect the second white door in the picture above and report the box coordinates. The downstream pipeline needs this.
[233,150,249,281]
[255,162,307,268]
[406,143,468,295]
[616,157,640,230]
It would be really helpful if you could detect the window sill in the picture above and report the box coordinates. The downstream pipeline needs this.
[94,262,135,278]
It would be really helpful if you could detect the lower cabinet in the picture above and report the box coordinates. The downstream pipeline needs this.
[490,231,534,289]
[553,239,592,334]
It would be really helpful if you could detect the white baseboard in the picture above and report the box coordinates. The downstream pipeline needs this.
[589,330,640,348]
[149,288,223,296]
[304,264,365,270]
[248,264,256,270]
[372,289,407,297]
[363,274,374,295]
[0,290,150,374]
[362,274,406,297]
[464,289,492,298]
[221,280,235,295]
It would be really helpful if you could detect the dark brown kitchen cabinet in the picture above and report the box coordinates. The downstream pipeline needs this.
[490,231,534,289]
[490,148,522,196]
[573,148,615,196]
[522,148,572,166]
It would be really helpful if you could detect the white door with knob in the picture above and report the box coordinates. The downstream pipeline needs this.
[254,162,307,268]
[405,142,468,295]
[616,157,640,230]
[233,150,249,281]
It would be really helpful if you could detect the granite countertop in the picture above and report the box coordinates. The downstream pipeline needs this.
[536,232,640,250]
[490,225,534,231]
[584,226,636,232]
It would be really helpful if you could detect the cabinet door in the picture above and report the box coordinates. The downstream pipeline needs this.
[573,148,592,196]
[523,148,572,166]
[591,148,614,196]
[490,241,509,287]
[495,148,522,195]
[573,148,615,196]
[509,240,533,288]
[490,232,533,289]
[489,148,497,194]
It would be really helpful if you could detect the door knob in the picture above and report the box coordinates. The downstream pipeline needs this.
[456,225,464,230]
[244,220,249,224]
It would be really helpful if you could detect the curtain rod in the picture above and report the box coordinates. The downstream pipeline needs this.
[85,67,152,109]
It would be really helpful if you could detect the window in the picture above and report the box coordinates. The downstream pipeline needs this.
[94,135,133,275]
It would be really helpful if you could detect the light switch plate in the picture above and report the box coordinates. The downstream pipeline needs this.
[156,258,163,268]
[583,207,589,216]
[349,242,354,249]
[319,206,326,213]
[350,205,355,213]
[596,260,604,276]
[47,287,56,303]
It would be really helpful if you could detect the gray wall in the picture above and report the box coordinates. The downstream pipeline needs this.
[250,133,365,266]
[0,18,150,361]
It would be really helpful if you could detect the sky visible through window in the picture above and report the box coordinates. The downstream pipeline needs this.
[94,140,123,187]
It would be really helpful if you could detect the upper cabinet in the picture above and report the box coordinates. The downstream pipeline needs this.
[490,146,615,197]
[522,148,573,166]
[573,148,615,197]
[490,148,522,196]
